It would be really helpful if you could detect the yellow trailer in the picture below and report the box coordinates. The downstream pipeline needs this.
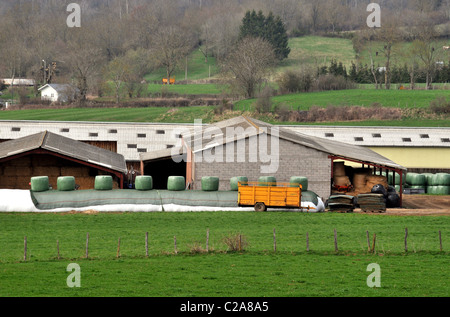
[238,182,302,211]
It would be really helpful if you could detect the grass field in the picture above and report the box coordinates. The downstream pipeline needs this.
[0,212,448,297]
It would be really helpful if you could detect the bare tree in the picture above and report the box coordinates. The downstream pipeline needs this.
[151,25,195,83]
[221,37,276,98]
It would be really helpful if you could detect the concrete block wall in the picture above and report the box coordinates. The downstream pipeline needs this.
[193,136,331,199]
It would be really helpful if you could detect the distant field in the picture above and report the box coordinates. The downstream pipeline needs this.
[0,212,448,297]
[235,89,449,111]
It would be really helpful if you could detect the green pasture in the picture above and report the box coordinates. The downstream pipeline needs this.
[235,89,449,111]
[0,212,448,297]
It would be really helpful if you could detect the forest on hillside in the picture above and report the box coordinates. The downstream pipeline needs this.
[0,0,449,101]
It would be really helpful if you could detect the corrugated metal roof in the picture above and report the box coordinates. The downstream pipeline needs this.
[183,116,406,170]
[0,131,127,173]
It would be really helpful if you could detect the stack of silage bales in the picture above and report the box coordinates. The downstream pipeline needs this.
[405,173,427,193]
[427,173,450,195]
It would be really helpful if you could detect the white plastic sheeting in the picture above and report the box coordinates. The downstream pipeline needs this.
[0,189,324,213]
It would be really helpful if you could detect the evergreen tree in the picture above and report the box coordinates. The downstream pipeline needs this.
[239,10,290,61]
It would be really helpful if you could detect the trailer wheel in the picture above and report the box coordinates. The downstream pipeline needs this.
[254,202,266,212]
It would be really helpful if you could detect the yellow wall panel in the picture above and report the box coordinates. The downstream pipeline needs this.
[369,147,450,169]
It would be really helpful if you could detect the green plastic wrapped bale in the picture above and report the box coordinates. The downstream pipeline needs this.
[431,173,450,186]
[410,185,426,189]
[290,176,308,191]
[427,186,450,195]
[135,176,153,191]
[394,173,406,185]
[201,176,219,191]
[422,173,434,186]
[406,173,426,186]
[95,175,113,190]
[230,176,248,191]
[167,176,185,191]
[31,176,49,192]
[258,176,276,186]
[57,176,76,191]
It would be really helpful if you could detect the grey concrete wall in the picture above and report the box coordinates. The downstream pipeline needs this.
[192,136,331,199]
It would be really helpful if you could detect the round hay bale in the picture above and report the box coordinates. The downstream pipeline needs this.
[406,173,426,186]
[290,176,308,190]
[431,173,450,186]
[353,174,367,188]
[167,176,185,191]
[333,162,346,177]
[201,176,219,191]
[31,176,49,192]
[334,176,351,187]
[422,173,434,186]
[95,175,113,190]
[433,186,450,195]
[135,175,153,191]
[57,176,76,191]
[230,176,248,191]
[258,176,276,186]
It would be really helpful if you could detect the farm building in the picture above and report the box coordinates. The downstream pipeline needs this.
[140,116,406,200]
[0,131,127,190]
[38,84,79,103]
[283,126,450,173]
[0,120,448,174]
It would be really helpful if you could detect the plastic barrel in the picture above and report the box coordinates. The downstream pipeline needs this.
[95,175,113,190]
[135,175,153,191]
[258,176,276,186]
[31,176,49,192]
[290,176,308,191]
[57,176,76,191]
[230,176,248,191]
[201,176,220,191]
[167,176,185,191]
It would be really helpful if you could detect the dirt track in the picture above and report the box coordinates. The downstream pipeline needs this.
[355,195,450,216]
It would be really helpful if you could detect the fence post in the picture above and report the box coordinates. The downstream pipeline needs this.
[85,233,89,258]
[334,229,338,252]
[306,232,309,252]
[174,236,177,254]
[206,228,209,252]
[404,228,408,252]
[145,232,149,257]
[57,240,60,260]
[273,228,276,252]
[24,236,27,262]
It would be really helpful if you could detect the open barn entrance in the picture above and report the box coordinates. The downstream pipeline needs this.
[142,154,187,190]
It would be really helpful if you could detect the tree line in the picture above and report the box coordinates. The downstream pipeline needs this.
[0,0,448,102]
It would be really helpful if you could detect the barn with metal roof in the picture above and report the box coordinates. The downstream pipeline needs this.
[140,116,406,203]
[0,131,127,190]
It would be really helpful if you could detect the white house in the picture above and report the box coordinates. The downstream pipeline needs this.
[38,84,78,102]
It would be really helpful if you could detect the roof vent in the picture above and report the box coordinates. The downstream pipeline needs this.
[402,138,412,142]
[137,133,146,138]
[372,133,381,138]
[420,134,429,138]
[89,133,98,137]
[354,137,364,141]
[325,133,334,137]
[11,127,20,132]
[441,138,450,143]
[108,129,118,134]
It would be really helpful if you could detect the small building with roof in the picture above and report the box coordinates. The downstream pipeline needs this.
[38,84,79,102]
[0,131,127,190]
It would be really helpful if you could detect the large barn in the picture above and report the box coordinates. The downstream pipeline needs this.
[140,116,406,201]
[0,131,127,190]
